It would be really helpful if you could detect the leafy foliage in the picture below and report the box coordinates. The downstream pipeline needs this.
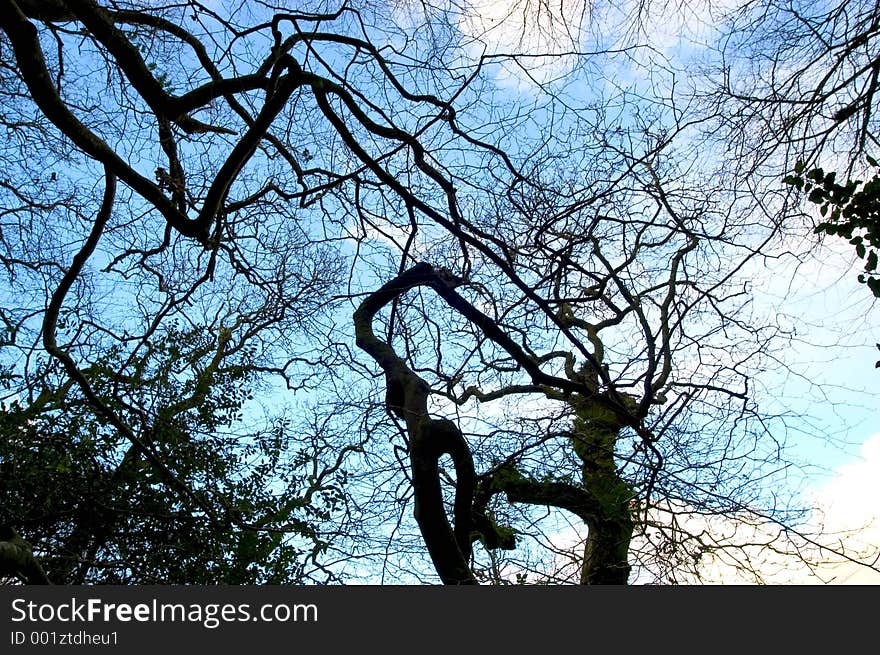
[785,158,880,298]
[0,325,343,584]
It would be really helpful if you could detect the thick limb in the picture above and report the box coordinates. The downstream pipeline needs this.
[354,264,476,584]
[0,525,51,584]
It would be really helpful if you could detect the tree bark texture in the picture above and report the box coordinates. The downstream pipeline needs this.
[354,263,477,584]
[354,263,634,584]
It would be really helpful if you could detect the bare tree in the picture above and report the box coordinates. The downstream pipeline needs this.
[703,0,880,176]
[0,0,871,585]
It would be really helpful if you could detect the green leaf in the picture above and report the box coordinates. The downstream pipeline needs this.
[867,251,878,272]
[783,175,803,189]
[856,242,866,259]
[806,168,825,182]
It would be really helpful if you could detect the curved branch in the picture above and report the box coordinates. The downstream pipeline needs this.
[40,168,223,529]
[0,526,51,584]
[480,462,633,584]
[0,4,305,243]
[310,80,617,388]
[61,0,229,134]
[0,2,201,237]
[354,263,477,585]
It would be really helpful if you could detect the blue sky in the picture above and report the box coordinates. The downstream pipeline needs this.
[446,0,880,580]
[4,0,875,583]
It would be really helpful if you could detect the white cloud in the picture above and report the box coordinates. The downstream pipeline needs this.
[458,0,587,52]
[803,433,880,583]
[646,434,880,584]
[455,0,590,87]
[529,433,880,584]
